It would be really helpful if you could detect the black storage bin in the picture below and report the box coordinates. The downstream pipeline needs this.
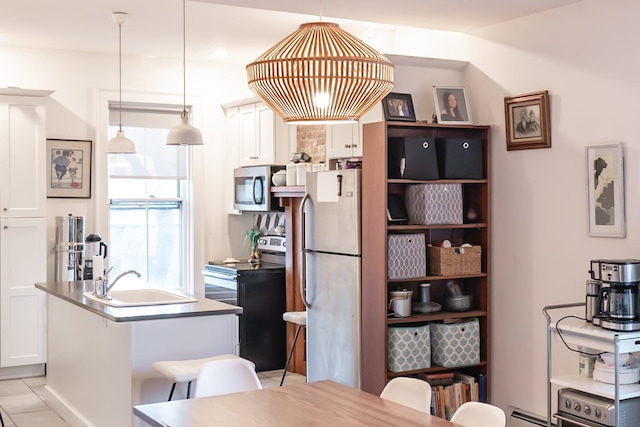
[435,138,484,179]
[388,137,439,180]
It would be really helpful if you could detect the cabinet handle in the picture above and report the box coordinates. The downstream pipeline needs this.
[344,144,351,148]
[2,208,6,211]
[3,226,7,229]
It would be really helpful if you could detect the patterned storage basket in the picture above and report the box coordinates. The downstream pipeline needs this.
[405,184,463,225]
[387,234,426,279]
[430,319,480,367]
[428,245,482,276]
[387,323,431,372]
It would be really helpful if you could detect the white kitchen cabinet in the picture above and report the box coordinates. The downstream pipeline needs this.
[326,122,361,159]
[0,95,47,218]
[0,217,47,367]
[231,102,290,167]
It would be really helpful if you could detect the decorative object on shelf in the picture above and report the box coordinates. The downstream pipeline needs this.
[46,139,92,199]
[246,228,261,261]
[585,143,625,237]
[433,86,472,124]
[107,12,135,154]
[381,93,416,122]
[271,170,287,186]
[504,90,551,151]
[246,19,394,124]
[166,0,203,146]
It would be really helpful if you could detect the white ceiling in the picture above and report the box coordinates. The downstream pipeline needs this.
[0,0,583,64]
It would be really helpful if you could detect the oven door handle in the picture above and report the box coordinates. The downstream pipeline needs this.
[554,412,600,427]
[202,270,238,281]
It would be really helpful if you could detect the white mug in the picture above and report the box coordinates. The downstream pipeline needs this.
[389,290,413,317]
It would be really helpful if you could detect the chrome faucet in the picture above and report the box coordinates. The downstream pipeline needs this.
[94,270,141,300]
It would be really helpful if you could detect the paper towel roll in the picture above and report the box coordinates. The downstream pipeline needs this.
[92,255,104,279]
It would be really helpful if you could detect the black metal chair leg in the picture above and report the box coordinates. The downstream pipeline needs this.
[186,381,192,399]
[167,382,177,401]
[280,324,302,386]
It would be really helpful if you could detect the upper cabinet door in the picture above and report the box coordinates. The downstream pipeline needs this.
[238,104,257,167]
[326,123,360,160]
[0,97,46,218]
[255,103,276,165]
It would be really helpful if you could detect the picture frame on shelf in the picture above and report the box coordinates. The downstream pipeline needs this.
[586,142,625,238]
[382,92,416,122]
[46,138,92,199]
[504,90,551,151]
[433,86,472,124]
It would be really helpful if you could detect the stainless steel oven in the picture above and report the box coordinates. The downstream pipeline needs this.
[233,165,285,212]
[202,270,237,305]
[555,388,640,427]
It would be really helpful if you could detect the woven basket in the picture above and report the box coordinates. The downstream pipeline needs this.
[428,245,481,276]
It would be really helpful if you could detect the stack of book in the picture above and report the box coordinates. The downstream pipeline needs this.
[420,372,485,420]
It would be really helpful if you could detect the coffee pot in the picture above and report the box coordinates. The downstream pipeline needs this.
[83,233,108,280]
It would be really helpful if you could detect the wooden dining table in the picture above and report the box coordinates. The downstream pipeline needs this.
[133,380,463,427]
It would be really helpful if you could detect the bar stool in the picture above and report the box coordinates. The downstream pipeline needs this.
[280,311,307,386]
[153,354,254,400]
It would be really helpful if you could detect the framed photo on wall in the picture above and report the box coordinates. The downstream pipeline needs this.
[46,138,92,198]
[381,92,416,122]
[504,90,551,151]
[586,143,625,238]
[433,86,472,124]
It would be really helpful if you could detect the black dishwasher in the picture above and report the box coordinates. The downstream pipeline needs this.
[203,260,286,372]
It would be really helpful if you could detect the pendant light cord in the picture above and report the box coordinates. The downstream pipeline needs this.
[118,21,123,132]
[182,0,187,114]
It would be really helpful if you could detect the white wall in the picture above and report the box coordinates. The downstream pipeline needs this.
[464,0,640,416]
[0,46,254,287]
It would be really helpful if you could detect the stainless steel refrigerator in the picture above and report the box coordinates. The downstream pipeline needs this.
[300,169,361,388]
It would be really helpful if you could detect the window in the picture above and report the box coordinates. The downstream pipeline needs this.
[107,102,191,290]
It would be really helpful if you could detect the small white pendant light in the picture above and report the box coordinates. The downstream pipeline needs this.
[166,0,202,146]
[107,12,136,154]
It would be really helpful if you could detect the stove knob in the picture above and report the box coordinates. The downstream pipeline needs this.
[574,402,581,412]
[583,405,591,415]
[564,399,572,410]
[595,408,602,418]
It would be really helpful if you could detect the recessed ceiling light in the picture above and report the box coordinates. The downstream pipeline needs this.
[210,49,228,59]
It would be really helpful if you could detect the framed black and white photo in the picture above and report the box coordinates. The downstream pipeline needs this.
[46,138,92,198]
[505,90,551,151]
[586,143,625,238]
[381,92,416,122]
[433,86,472,124]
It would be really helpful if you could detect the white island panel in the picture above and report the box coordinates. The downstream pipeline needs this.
[45,295,238,427]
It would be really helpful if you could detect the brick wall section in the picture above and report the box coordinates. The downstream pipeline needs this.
[296,125,326,163]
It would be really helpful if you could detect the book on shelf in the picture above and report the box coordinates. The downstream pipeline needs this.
[429,375,481,420]
[420,372,454,387]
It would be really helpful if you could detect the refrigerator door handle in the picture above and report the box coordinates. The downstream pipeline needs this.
[299,193,311,308]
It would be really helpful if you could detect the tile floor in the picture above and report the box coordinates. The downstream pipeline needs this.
[0,370,305,426]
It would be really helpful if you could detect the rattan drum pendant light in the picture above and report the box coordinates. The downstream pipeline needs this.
[166,0,203,145]
[246,21,394,124]
[107,12,136,154]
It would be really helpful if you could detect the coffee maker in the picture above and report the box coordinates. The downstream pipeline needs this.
[590,259,640,331]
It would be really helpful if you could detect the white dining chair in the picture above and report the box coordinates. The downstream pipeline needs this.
[153,354,254,400]
[450,401,506,427]
[193,357,262,398]
[379,377,432,414]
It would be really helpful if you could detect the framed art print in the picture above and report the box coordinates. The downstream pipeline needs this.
[47,138,92,198]
[586,142,625,237]
[433,86,472,124]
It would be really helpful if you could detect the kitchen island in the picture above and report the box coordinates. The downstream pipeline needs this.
[35,281,242,427]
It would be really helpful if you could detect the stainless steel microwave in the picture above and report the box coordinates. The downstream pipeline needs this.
[233,166,285,212]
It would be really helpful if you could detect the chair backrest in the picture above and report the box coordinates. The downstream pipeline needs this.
[379,377,432,414]
[193,358,262,398]
[450,401,506,427]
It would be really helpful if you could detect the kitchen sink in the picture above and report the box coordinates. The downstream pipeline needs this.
[83,289,197,307]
